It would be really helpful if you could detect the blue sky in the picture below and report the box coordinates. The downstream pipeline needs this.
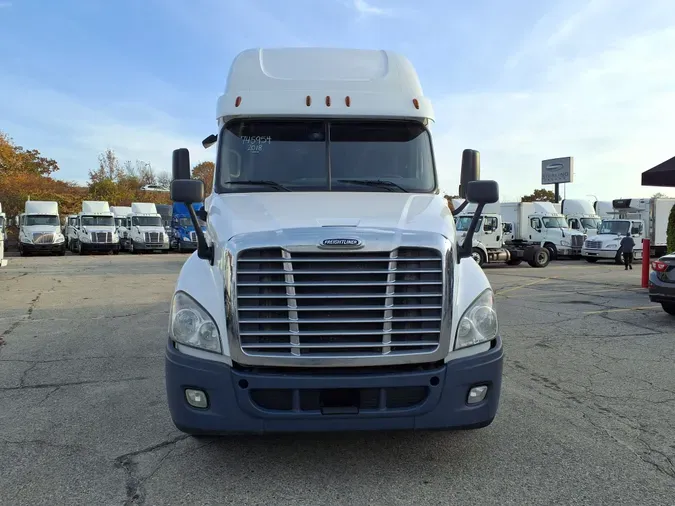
[1,0,674,200]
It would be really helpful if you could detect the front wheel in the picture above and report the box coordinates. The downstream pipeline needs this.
[661,303,675,315]
[585,257,598,263]
[544,243,558,261]
[527,247,550,268]
[615,250,623,265]
[471,248,486,267]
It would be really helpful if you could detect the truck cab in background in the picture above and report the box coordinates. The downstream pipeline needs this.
[560,199,602,237]
[156,204,173,237]
[164,47,503,436]
[72,201,120,255]
[111,206,132,251]
[18,201,66,256]
[500,201,585,259]
[64,214,78,250]
[170,202,208,253]
[126,202,169,254]
[582,218,644,263]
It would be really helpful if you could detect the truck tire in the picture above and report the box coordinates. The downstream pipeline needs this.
[471,247,486,267]
[585,257,598,263]
[544,242,557,260]
[527,246,550,268]
[506,258,522,266]
[661,303,675,315]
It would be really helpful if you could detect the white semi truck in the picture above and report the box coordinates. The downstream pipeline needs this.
[71,201,120,255]
[559,199,602,236]
[164,47,504,436]
[125,202,169,253]
[18,201,66,256]
[582,218,645,263]
[111,206,132,250]
[500,201,586,259]
[611,197,675,257]
[455,202,550,267]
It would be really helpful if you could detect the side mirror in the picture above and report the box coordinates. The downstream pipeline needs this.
[202,134,218,149]
[171,179,204,204]
[459,149,481,199]
[172,148,191,181]
[466,180,499,204]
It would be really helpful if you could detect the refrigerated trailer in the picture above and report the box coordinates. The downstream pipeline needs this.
[612,198,675,257]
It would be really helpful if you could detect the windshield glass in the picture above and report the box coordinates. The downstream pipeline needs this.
[542,216,568,228]
[131,216,162,227]
[81,216,114,227]
[176,217,207,228]
[25,215,59,226]
[455,216,481,232]
[114,218,125,227]
[598,220,629,235]
[216,120,436,193]
[581,218,602,229]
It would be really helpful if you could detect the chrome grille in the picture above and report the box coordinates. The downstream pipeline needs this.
[235,247,444,359]
[144,232,163,244]
[33,233,54,244]
[585,240,602,249]
[91,232,112,243]
[190,231,197,243]
[571,235,584,247]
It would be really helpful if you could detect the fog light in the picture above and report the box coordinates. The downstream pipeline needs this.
[467,385,488,404]
[185,388,208,408]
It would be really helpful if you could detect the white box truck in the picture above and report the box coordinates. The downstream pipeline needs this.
[126,202,169,253]
[500,201,586,259]
[71,201,120,255]
[164,47,503,436]
[18,201,66,256]
[582,218,645,263]
[612,198,675,257]
[111,206,132,251]
[560,199,602,237]
[455,202,550,267]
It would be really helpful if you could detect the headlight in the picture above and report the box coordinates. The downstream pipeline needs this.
[605,243,618,249]
[169,291,221,353]
[455,289,498,350]
[54,233,65,243]
[560,240,570,247]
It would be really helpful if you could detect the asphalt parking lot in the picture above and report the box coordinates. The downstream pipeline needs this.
[1,254,673,506]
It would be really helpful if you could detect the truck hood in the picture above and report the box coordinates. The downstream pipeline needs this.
[208,192,455,241]
[22,225,61,234]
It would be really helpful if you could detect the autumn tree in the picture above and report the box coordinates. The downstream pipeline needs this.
[653,192,669,199]
[0,131,59,176]
[521,189,556,202]
[192,161,215,196]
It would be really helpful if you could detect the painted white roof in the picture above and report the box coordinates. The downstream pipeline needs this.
[81,200,111,215]
[131,202,158,215]
[25,201,58,215]
[111,206,132,217]
[216,48,433,123]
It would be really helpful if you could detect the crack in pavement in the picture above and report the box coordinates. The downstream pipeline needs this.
[114,434,191,505]
[0,291,44,346]
[0,375,154,392]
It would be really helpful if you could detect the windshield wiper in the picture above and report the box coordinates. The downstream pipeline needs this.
[224,180,291,191]
[337,179,408,192]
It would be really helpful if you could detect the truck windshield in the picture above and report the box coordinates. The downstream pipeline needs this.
[114,218,125,227]
[81,216,114,227]
[131,216,162,227]
[455,216,481,232]
[542,217,568,229]
[598,220,629,235]
[216,119,436,193]
[25,215,59,226]
[581,218,601,229]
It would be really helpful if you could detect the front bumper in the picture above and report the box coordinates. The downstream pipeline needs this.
[558,246,581,256]
[20,241,65,254]
[132,240,169,251]
[165,337,503,435]
[582,248,617,259]
[648,272,675,303]
[81,242,120,252]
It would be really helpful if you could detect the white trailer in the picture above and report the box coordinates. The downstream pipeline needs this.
[18,201,66,256]
[164,47,504,436]
[611,198,675,257]
[70,201,120,255]
[560,199,602,236]
[126,202,169,253]
[500,201,586,259]
[456,202,550,267]
[594,201,615,218]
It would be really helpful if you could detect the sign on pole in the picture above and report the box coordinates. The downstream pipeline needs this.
[541,157,574,185]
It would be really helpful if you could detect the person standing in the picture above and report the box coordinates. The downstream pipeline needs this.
[619,231,635,270]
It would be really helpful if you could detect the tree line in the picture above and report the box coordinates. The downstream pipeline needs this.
[0,130,215,221]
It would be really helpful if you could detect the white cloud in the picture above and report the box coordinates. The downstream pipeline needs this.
[433,2,675,201]
[342,0,394,19]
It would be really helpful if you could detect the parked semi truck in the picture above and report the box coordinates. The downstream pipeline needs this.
[582,218,645,263]
[501,201,585,259]
[18,201,66,256]
[559,199,602,236]
[111,206,132,250]
[165,47,503,435]
[125,202,169,253]
[456,203,550,267]
[612,197,675,257]
[170,202,208,252]
[156,204,173,236]
[70,201,120,255]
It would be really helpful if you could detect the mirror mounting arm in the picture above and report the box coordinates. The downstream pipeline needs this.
[457,203,486,262]
[187,205,213,264]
